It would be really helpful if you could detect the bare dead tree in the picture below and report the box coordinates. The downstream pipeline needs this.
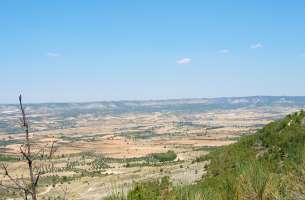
[0,95,57,200]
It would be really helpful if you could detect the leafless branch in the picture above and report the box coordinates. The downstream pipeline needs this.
[0,95,57,200]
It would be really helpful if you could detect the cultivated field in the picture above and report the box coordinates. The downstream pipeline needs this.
[1,97,305,199]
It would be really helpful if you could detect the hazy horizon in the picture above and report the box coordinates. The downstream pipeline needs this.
[2,95,305,105]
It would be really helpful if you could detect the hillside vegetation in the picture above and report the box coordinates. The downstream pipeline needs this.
[107,110,305,200]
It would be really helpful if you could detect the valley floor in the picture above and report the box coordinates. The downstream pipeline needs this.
[1,105,303,199]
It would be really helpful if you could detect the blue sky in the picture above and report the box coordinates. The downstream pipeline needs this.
[1,1,305,103]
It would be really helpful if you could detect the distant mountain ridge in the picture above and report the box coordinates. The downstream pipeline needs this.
[1,96,305,115]
[2,95,305,106]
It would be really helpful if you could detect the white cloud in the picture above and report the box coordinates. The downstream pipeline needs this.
[218,49,230,54]
[46,52,61,57]
[251,43,264,49]
[177,58,191,64]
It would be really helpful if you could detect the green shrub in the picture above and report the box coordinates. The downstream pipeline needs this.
[126,176,172,200]
[151,151,177,162]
